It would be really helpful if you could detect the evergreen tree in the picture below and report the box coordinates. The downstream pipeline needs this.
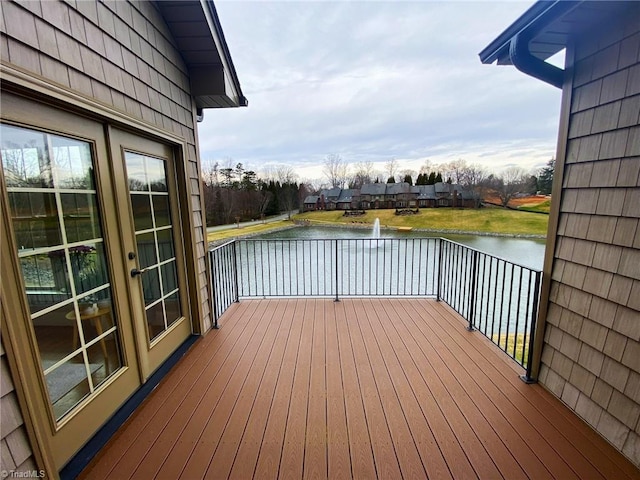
[403,174,413,185]
[435,172,443,183]
[387,176,396,183]
[537,158,555,194]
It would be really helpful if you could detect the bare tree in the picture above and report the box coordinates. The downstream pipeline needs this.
[493,167,528,207]
[202,160,219,186]
[274,165,299,218]
[460,164,489,208]
[384,158,399,182]
[350,160,376,189]
[442,158,468,184]
[323,154,349,188]
[419,160,433,175]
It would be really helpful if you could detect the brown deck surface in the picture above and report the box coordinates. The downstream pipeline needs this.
[81,298,639,479]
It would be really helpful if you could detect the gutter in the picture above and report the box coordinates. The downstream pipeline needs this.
[479,0,582,89]
[509,32,564,88]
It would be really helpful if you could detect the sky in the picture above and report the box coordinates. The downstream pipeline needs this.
[198,1,563,185]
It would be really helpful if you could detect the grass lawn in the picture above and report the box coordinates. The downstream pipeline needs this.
[294,207,548,236]
[492,332,529,366]
[517,199,551,213]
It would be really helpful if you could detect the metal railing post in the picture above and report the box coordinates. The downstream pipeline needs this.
[437,238,443,301]
[211,251,219,329]
[334,239,340,302]
[232,240,240,303]
[468,250,478,331]
[522,270,541,383]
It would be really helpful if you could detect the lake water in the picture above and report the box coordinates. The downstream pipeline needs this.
[257,226,547,270]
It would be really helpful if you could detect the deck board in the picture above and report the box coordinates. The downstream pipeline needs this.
[81,298,639,480]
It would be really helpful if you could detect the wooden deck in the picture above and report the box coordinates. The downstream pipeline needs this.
[81,299,639,479]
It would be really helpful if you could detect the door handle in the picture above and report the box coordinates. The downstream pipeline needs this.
[130,267,149,278]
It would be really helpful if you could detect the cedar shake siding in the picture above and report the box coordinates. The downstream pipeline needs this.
[539,11,640,466]
[0,339,37,476]
[481,1,640,468]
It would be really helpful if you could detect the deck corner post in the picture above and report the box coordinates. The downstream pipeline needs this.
[334,238,340,302]
[467,249,478,331]
[522,270,542,383]
[437,238,443,302]
[232,240,240,303]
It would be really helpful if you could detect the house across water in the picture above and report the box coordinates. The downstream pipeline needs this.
[304,181,476,211]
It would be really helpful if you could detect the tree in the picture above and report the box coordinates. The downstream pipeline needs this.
[387,176,396,183]
[442,159,468,185]
[493,167,528,207]
[460,164,489,208]
[384,158,399,183]
[350,160,376,189]
[323,153,349,188]
[401,169,415,185]
[537,158,555,194]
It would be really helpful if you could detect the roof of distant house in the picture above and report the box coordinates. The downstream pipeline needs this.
[337,189,360,203]
[361,184,387,195]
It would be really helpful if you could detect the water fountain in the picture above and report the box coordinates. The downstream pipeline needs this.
[372,218,381,239]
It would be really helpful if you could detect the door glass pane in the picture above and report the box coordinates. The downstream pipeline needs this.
[61,193,101,243]
[1,123,124,422]
[124,151,183,342]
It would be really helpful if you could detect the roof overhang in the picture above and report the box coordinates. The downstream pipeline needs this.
[479,1,634,87]
[155,0,247,109]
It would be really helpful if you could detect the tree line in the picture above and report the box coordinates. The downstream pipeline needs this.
[202,156,555,226]
[323,155,555,207]
[202,161,308,226]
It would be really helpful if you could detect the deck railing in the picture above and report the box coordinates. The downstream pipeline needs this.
[208,237,541,378]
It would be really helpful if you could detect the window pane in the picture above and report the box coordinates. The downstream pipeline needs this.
[0,124,52,188]
[146,302,165,341]
[51,136,94,189]
[157,228,174,262]
[142,267,161,306]
[126,154,148,191]
[9,192,62,250]
[69,243,109,295]
[152,195,170,227]
[165,292,181,327]
[46,353,91,420]
[161,261,178,294]
[21,251,71,314]
[34,304,78,367]
[89,332,122,390]
[130,194,153,231]
[136,232,157,269]
[147,158,167,192]
[61,193,102,243]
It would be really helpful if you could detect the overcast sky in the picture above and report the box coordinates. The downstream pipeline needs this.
[198,1,563,184]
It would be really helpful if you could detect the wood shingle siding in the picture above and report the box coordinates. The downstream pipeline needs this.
[0,340,37,476]
[539,6,640,467]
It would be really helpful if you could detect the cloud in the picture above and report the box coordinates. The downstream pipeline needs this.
[202,1,562,181]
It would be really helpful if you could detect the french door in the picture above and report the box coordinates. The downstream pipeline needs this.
[108,128,191,377]
[0,93,191,469]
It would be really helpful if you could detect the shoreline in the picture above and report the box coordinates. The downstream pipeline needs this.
[208,220,546,248]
